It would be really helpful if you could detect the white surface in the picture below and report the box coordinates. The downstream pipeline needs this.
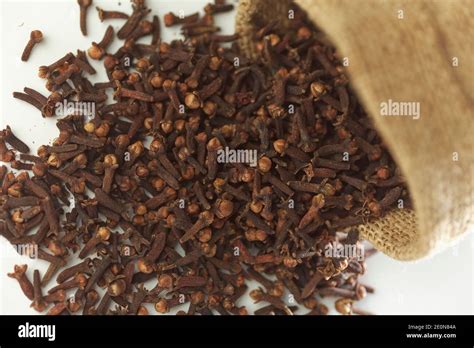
[0,0,472,315]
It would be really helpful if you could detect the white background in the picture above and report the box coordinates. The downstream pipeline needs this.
[0,0,472,315]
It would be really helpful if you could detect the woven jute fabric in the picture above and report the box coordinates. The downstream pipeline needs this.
[235,0,293,61]
[236,0,474,260]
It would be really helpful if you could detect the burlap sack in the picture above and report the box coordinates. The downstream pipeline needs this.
[236,0,473,260]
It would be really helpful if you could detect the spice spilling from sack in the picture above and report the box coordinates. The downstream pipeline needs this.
[0,0,411,315]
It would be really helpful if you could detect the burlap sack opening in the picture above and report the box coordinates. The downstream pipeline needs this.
[236,0,473,260]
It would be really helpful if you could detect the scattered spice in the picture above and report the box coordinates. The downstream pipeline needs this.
[1,0,411,315]
[21,30,43,62]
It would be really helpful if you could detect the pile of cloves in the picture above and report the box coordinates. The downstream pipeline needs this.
[0,0,410,315]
